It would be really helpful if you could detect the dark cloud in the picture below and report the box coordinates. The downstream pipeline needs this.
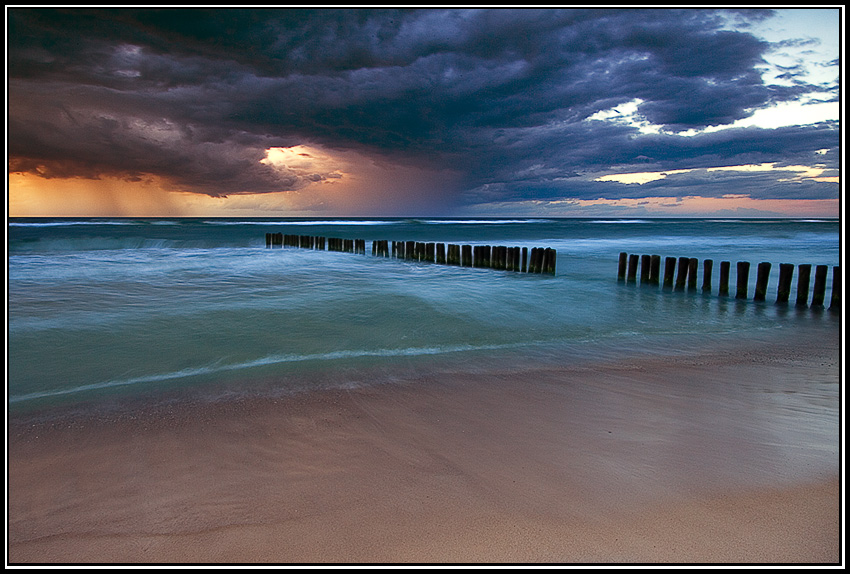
[7,7,839,209]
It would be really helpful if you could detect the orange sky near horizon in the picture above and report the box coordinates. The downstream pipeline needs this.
[8,171,840,219]
[7,144,465,218]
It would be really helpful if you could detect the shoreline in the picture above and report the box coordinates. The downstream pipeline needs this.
[8,335,842,564]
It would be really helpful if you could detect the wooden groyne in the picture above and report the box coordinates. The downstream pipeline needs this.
[266,233,556,275]
[618,252,840,312]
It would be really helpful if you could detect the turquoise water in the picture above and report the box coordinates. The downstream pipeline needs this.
[7,217,841,414]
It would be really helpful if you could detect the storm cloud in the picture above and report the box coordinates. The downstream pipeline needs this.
[7,8,840,212]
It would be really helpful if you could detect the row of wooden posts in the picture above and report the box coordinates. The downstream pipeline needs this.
[265,233,557,274]
[618,252,840,310]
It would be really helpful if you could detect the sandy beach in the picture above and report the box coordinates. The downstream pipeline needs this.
[7,336,842,564]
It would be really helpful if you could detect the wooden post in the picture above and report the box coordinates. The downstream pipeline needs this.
[406,241,416,260]
[830,266,840,312]
[735,261,750,299]
[754,262,771,301]
[522,247,528,273]
[618,252,628,282]
[547,248,556,275]
[687,258,698,290]
[663,256,676,289]
[461,245,472,267]
[535,248,546,274]
[675,257,689,291]
[426,242,436,263]
[811,264,828,307]
[528,248,539,273]
[701,259,713,293]
[626,254,638,283]
[540,247,552,273]
[718,261,730,296]
[649,255,661,285]
[776,263,794,304]
[796,264,812,307]
[640,255,651,285]
[437,243,446,264]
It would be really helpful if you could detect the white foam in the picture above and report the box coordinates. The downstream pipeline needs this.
[9,220,136,227]
[8,342,531,404]
[590,219,652,224]
[421,219,550,224]
[203,220,399,226]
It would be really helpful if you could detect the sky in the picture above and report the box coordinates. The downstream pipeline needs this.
[6,7,842,218]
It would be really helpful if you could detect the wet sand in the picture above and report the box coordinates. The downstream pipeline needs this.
[7,338,842,564]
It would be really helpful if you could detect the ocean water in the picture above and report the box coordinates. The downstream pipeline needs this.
[7,217,841,415]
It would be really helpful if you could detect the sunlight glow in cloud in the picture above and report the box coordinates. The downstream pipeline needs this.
[596,162,839,186]
[595,169,694,185]
[589,95,839,138]
[260,145,346,184]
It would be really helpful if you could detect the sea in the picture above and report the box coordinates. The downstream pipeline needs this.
[7,217,842,417]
